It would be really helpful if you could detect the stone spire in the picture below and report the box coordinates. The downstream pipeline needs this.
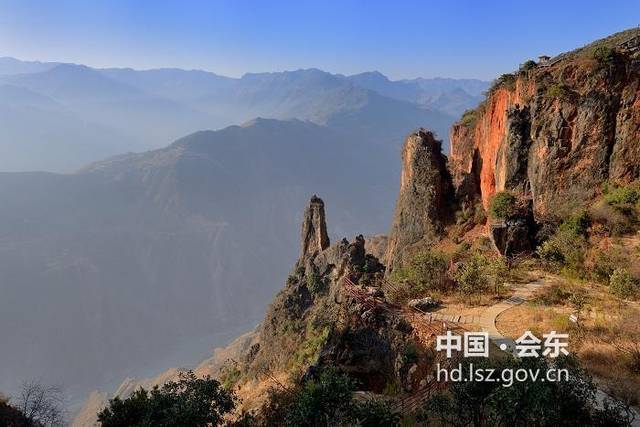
[300,195,330,258]
[385,129,453,272]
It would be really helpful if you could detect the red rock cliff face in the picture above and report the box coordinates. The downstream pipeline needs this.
[451,28,640,219]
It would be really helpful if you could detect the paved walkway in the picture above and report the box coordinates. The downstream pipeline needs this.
[464,276,640,424]
[477,277,546,352]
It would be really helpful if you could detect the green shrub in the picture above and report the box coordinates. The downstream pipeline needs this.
[590,200,637,236]
[538,239,565,264]
[220,364,242,390]
[460,109,478,127]
[291,327,330,371]
[590,249,625,284]
[284,368,355,426]
[421,356,633,426]
[545,83,574,101]
[537,228,587,275]
[98,371,236,427]
[453,254,489,297]
[592,46,617,63]
[569,291,588,313]
[485,255,509,295]
[489,192,517,220]
[609,268,638,299]
[604,182,640,207]
[390,251,449,299]
[519,60,537,73]
[265,368,399,426]
[306,272,326,294]
[488,73,517,93]
[559,210,591,238]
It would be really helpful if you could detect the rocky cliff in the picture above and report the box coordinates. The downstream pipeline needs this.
[218,196,425,412]
[450,28,640,220]
[384,129,453,271]
[300,195,330,258]
[75,29,640,424]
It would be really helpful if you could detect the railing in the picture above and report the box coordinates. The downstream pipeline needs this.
[341,275,467,414]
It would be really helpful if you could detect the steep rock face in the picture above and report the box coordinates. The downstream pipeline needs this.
[300,195,330,258]
[451,28,640,218]
[385,129,453,271]
[238,197,416,397]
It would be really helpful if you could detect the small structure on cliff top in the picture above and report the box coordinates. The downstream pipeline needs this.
[538,55,551,65]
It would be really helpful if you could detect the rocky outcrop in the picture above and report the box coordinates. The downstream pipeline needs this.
[385,129,453,271]
[489,218,535,257]
[300,195,330,259]
[451,28,640,220]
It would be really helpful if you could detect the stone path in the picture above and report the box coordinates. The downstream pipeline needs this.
[429,276,548,351]
[477,277,546,352]
[454,276,640,425]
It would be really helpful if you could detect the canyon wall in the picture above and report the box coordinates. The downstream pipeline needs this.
[450,29,640,219]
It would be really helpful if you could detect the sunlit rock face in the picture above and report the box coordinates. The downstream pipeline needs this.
[450,28,640,220]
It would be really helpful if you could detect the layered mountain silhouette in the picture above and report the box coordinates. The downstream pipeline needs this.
[0,56,487,403]
[0,57,487,172]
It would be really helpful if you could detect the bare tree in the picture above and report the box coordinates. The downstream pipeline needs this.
[16,380,65,426]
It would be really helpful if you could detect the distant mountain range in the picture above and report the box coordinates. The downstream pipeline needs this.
[0,57,487,404]
[0,57,488,172]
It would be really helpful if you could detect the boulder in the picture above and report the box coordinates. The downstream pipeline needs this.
[408,297,440,311]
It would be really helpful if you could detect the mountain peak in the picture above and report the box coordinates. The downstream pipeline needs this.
[349,70,390,82]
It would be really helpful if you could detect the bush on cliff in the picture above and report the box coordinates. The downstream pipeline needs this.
[589,181,640,235]
[545,83,575,101]
[519,59,537,72]
[592,46,618,64]
[460,109,478,127]
[589,249,626,284]
[306,272,326,295]
[488,192,517,220]
[487,73,517,94]
[559,210,591,238]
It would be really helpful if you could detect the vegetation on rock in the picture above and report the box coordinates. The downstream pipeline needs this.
[97,371,235,427]
[488,192,517,220]
[260,368,398,427]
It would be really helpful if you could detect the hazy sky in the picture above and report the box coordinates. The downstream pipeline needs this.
[1,0,638,80]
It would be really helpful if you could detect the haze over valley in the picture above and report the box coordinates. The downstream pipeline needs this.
[0,56,487,404]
